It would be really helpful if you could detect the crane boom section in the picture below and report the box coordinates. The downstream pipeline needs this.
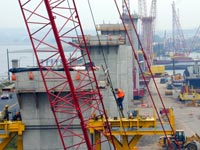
[18,0,114,149]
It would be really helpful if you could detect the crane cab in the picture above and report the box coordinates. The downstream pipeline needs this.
[175,129,186,143]
[158,130,186,148]
[159,129,199,150]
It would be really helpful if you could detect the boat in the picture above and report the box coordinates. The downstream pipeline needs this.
[172,53,193,63]
[153,57,172,65]
[153,53,194,65]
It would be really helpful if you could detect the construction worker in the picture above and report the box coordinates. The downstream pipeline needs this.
[12,111,22,121]
[114,88,125,111]
[3,105,11,121]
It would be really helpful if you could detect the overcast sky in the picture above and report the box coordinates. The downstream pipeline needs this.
[1,0,200,31]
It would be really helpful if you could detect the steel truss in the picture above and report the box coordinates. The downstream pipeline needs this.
[18,0,114,149]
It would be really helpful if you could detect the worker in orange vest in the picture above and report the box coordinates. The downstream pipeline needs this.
[114,88,125,111]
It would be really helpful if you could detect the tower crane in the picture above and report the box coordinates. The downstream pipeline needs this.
[17,0,115,149]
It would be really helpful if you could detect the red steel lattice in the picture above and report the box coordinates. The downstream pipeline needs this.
[18,0,114,149]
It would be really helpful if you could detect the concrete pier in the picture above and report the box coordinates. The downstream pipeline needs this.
[13,22,139,149]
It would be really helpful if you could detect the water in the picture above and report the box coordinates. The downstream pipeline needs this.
[165,52,200,76]
[0,44,78,80]
[1,44,200,80]
[0,44,34,80]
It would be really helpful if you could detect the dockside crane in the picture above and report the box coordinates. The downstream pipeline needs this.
[172,1,187,54]
[188,24,200,54]
[164,1,200,57]
[17,0,115,149]
[171,1,200,57]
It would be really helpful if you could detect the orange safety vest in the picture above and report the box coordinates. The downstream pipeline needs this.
[117,89,125,98]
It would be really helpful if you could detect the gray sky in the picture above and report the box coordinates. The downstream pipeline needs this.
[1,0,200,31]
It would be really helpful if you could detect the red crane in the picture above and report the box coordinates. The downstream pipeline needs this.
[113,0,175,148]
[17,0,115,149]
[171,1,200,57]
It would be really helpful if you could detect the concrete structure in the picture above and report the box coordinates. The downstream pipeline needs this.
[12,19,139,149]
[11,59,19,68]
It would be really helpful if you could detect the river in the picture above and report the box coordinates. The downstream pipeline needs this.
[0,44,77,80]
[1,44,200,80]
[0,44,34,80]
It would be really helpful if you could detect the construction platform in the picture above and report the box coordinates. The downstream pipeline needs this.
[0,121,25,149]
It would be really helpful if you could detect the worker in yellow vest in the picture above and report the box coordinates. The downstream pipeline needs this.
[114,88,125,111]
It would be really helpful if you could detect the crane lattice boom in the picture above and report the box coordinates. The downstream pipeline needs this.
[18,0,114,149]
[172,1,187,53]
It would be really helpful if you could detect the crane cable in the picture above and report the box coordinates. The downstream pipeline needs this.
[87,0,125,119]
[87,0,127,122]
[123,1,181,149]
[87,0,131,149]
[113,0,176,148]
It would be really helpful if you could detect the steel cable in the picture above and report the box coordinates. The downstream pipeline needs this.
[113,0,176,149]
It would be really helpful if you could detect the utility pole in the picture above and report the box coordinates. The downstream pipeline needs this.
[7,49,10,81]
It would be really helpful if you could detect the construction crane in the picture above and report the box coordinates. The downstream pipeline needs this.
[171,1,200,57]
[112,0,177,149]
[13,0,177,149]
[172,1,187,54]
[188,24,200,55]
[17,0,115,149]
[162,1,200,63]
[138,0,157,67]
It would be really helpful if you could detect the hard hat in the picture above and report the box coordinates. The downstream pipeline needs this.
[5,105,9,108]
